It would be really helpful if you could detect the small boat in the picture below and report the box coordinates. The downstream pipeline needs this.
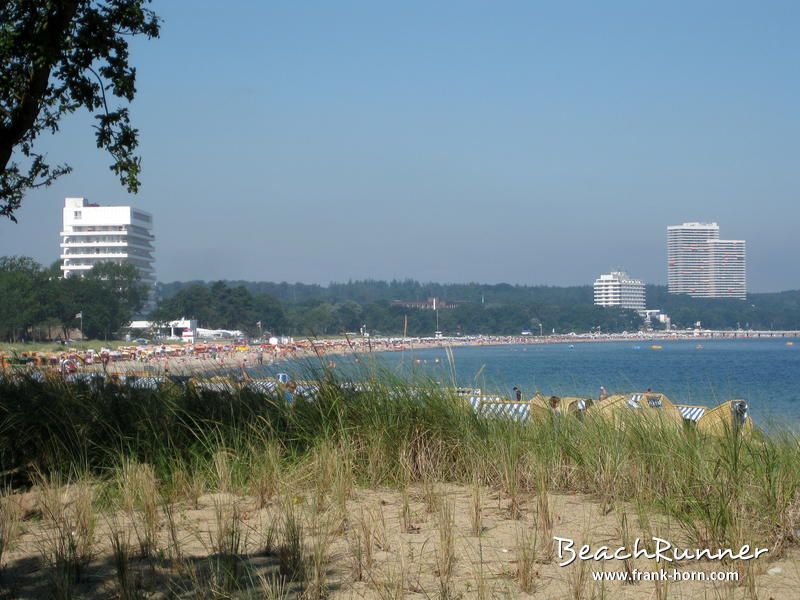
[787,341,795,346]
[651,345,662,349]
[696,344,704,349]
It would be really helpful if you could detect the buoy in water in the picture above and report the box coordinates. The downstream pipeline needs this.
[651,345,662,349]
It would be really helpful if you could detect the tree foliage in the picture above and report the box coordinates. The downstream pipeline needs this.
[0,0,160,221]
[157,278,595,307]
[149,280,643,337]
[0,256,147,341]
[154,279,800,336]
[150,282,288,335]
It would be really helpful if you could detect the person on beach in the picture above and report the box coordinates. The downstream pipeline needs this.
[549,396,562,417]
[284,380,297,404]
[599,386,609,401]
[513,386,522,401]
[239,360,251,382]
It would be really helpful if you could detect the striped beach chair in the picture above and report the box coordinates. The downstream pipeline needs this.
[675,405,706,422]
[468,396,531,422]
[128,376,164,389]
[246,379,278,394]
[193,377,239,393]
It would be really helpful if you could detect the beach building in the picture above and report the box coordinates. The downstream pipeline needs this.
[128,318,198,340]
[60,197,155,286]
[389,297,459,310]
[593,270,646,313]
[667,222,746,299]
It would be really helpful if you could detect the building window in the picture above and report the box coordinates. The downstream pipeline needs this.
[74,211,82,219]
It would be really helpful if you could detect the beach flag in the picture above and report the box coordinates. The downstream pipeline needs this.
[75,312,82,319]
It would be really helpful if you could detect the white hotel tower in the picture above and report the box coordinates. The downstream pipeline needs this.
[60,197,155,285]
[593,270,646,313]
[667,222,746,299]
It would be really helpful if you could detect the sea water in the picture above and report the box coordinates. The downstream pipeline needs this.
[326,338,800,427]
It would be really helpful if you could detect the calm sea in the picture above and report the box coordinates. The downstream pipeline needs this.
[283,338,800,428]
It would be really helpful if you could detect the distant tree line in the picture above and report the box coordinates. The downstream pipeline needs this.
[5,258,799,343]
[148,282,288,335]
[150,280,643,336]
[155,279,800,335]
[646,286,800,330]
[156,279,593,307]
[0,256,148,342]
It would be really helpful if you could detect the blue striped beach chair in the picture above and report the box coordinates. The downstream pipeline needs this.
[675,405,706,422]
[468,395,531,422]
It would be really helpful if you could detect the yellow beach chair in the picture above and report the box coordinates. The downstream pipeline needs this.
[696,400,753,436]
[591,392,684,427]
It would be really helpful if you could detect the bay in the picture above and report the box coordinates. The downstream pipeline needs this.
[326,338,800,428]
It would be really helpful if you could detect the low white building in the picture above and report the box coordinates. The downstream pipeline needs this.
[593,270,646,313]
[128,318,198,340]
[642,309,671,329]
[60,197,155,286]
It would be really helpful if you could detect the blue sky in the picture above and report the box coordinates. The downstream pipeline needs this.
[1,1,798,291]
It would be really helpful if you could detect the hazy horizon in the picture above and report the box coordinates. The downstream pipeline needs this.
[1,2,798,293]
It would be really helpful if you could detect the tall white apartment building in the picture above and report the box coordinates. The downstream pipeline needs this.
[60,197,155,285]
[708,239,747,298]
[667,222,746,299]
[593,271,646,313]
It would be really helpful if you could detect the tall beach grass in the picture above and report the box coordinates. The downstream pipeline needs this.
[0,362,798,596]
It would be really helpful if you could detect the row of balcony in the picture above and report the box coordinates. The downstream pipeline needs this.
[61,249,153,258]
[62,261,154,273]
[61,227,154,239]
[61,239,154,250]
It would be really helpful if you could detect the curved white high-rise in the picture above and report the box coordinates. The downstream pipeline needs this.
[60,197,155,285]
[593,271,646,312]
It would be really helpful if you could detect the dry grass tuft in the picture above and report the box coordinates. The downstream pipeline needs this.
[0,493,22,570]
[515,523,539,593]
[117,460,160,559]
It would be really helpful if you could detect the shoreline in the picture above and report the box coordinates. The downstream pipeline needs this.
[31,329,796,377]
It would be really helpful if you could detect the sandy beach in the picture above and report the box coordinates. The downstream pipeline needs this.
[3,482,797,599]
[54,329,796,379]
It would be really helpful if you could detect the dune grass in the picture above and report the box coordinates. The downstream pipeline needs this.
[0,363,798,597]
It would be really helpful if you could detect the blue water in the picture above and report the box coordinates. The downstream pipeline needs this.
[316,338,800,427]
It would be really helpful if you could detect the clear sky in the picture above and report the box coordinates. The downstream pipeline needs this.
[1,1,798,291]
